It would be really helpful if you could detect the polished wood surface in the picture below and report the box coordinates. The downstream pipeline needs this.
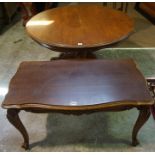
[2,59,152,110]
[2,59,153,150]
[26,4,134,52]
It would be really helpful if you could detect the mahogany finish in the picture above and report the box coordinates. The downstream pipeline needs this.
[26,5,134,53]
[2,59,152,109]
[2,59,153,150]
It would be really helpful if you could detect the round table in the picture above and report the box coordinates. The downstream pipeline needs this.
[26,4,134,59]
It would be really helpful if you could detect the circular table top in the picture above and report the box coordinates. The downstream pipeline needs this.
[26,4,134,52]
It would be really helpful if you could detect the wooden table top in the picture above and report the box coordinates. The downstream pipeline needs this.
[2,59,153,111]
[26,4,134,52]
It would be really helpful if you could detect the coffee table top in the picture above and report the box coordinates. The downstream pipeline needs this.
[26,5,134,51]
[2,59,153,110]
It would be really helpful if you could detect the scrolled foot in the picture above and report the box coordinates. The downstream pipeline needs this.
[132,138,139,146]
[22,142,29,150]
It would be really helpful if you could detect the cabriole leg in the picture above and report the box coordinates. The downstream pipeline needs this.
[132,107,150,146]
[7,109,29,150]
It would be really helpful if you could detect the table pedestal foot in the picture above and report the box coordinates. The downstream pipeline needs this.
[7,109,29,150]
[132,107,150,146]
[51,51,96,60]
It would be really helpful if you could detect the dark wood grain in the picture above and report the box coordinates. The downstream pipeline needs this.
[2,59,153,150]
[26,4,134,52]
[2,59,152,110]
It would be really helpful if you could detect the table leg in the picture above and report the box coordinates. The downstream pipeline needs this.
[132,107,150,146]
[7,109,29,150]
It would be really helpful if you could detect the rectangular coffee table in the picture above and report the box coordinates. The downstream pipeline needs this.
[1,59,153,150]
